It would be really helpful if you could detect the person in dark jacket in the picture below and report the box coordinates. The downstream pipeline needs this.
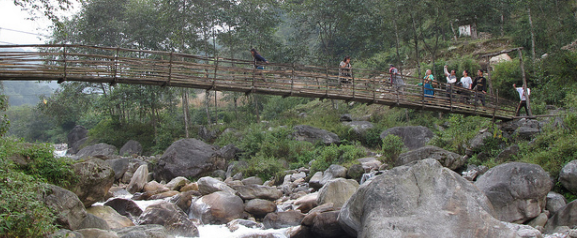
[472,69,487,106]
[250,49,268,69]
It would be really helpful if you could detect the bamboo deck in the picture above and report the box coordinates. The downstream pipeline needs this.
[0,44,518,120]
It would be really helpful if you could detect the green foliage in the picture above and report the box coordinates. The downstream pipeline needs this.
[310,144,366,172]
[430,115,491,155]
[381,134,404,166]
[242,155,285,182]
[0,89,8,138]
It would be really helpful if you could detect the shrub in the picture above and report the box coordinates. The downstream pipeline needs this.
[242,155,285,182]
[310,144,366,172]
[381,134,404,166]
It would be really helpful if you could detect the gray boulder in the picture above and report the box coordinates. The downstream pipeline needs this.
[347,164,365,182]
[127,164,149,194]
[309,172,323,190]
[292,125,340,145]
[317,178,359,208]
[42,184,87,230]
[342,121,374,136]
[120,159,148,184]
[67,125,88,154]
[233,184,283,200]
[244,199,277,217]
[105,158,130,181]
[103,198,143,220]
[357,157,382,172]
[338,159,517,238]
[197,176,235,195]
[396,146,465,170]
[560,160,577,194]
[547,191,567,215]
[513,119,542,139]
[189,191,244,224]
[379,126,434,150]
[320,164,347,185]
[153,139,229,182]
[495,144,520,163]
[303,211,353,238]
[77,213,110,230]
[340,114,353,122]
[115,225,174,238]
[87,205,134,229]
[139,202,199,237]
[546,200,577,232]
[119,140,142,156]
[75,228,118,238]
[461,164,489,181]
[76,143,118,159]
[70,158,115,207]
[468,130,492,151]
[242,176,263,186]
[165,176,190,191]
[475,162,553,223]
[263,211,305,229]
[50,229,84,238]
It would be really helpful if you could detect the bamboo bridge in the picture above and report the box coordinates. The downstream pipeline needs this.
[0,44,518,120]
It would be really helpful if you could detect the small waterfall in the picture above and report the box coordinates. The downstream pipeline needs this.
[360,170,381,184]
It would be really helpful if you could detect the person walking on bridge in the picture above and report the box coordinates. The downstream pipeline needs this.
[250,49,268,70]
[339,56,352,86]
[514,83,531,116]
[422,69,435,97]
[444,65,457,99]
[472,69,487,107]
[459,70,473,103]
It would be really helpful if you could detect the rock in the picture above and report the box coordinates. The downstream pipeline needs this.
[461,164,489,181]
[320,165,347,185]
[76,143,118,159]
[189,191,244,224]
[67,125,89,154]
[70,158,115,207]
[307,211,352,238]
[226,179,244,187]
[340,114,353,122]
[149,190,179,200]
[317,178,359,208]
[115,224,174,238]
[127,164,149,194]
[475,162,553,223]
[347,164,364,182]
[291,172,307,182]
[294,192,319,213]
[357,157,382,171]
[342,121,374,136]
[212,170,227,180]
[396,146,465,170]
[153,139,229,182]
[76,228,119,238]
[119,140,142,156]
[165,176,189,191]
[468,130,492,151]
[225,161,249,179]
[197,176,235,195]
[495,144,520,163]
[513,119,543,139]
[309,172,323,190]
[42,185,87,230]
[245,199,277,217]
[263,211,305,229]
[547,191,567,215]
[139,202,199,237]
[50,229,84,238]
[379,126,434,150]
[527,213,548,228]
[77,213,110,230]
[218,144,242,161]
[170,190,200,213]
[560,160,577,194]
[143,181,169,195]
[198,125,218,141]
[234,184,283,201]
[87,206,134,229]
[105,158,130,181]
[120,159,148,184]
[242,176,263,186]
[7,153,31,167]
[292,125,340,145]
[502,222,543,238]
[338,159,517,237]
[226,219,263,232]
[103,198,143,220]
[180,182,199,192]
[546,200,577,233]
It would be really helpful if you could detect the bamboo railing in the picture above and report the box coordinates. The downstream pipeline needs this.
[0,44,518,120]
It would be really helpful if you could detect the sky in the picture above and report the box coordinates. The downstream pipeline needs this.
[0,1,52,45]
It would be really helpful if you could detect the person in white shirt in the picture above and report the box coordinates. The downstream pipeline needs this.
[514,83,531,116]
[458,70,473,103]
[444,65,457,98]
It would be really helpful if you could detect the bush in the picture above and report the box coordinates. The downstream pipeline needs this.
[381,134,404,166]
[242,155,285,182]
[310,144,366,172]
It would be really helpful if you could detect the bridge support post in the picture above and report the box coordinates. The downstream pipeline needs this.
[58,44,67,84]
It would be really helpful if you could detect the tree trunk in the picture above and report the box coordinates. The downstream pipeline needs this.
[409,12,421,76]
[182,89,190,138]
[527,5,537,62]
[450,21,458,42]
[205,91,212,125]
[500,0,505,37]
[254,95,260,123]
[393,18,402,73]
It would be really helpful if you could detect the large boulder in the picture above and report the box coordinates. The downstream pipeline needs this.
[309,172,323,190]
[468,130,492,151]
[77,213,110,230]
[87,205,135,229]
[69,158,115,207]
[342,121,374,136]
[317,178,359,208]
[42,184,87,230]
[139,202,199,237]
[338,159,517,238]
[547,191,567,215]
[67,125,88,154]
[244,199,277,217]
[106,158,131,181]
[560,160,577,194]
[197,176,235,195]
[546,200,577,232]
[127,164,149,194]
[396,145,465,170]
[119,140,143,156]
[319,164,347,185]
[294,192,319,213]
[263,211,305,229]
[233,184,283,200]
[475,162,553,223]
[166,176,190,191]
[513,119,543,139]
[143,181,169,195]
[115,225,174,238]
[76,143,118,159]
[379,126,434,150]
[292,125,340,145]
[303,211,353,238]
[75,228,119,238]
[153,139,229,182]
[189,191,245,224]
[103,198,143,220]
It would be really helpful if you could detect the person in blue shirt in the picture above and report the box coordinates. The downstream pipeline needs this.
[423,69,435,97]
[250,49,268,70]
